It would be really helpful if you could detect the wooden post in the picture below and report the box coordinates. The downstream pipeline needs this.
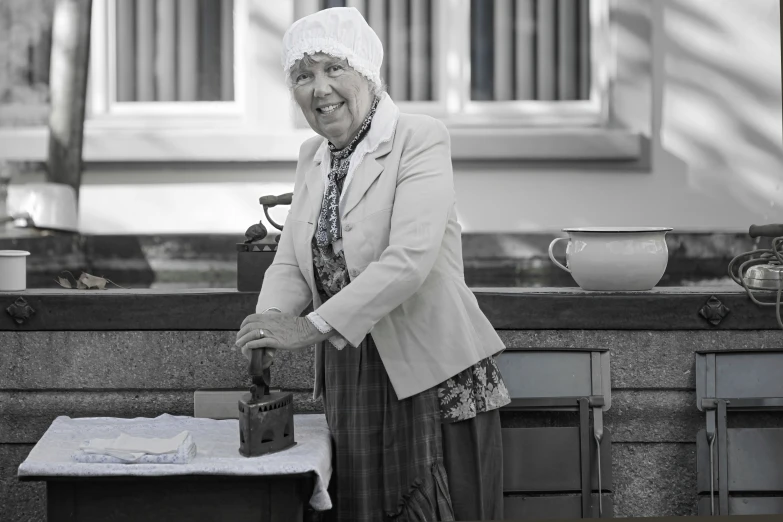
[47,0,92,202]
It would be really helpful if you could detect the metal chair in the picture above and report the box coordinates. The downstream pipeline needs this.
[695,350,783,516]
[496,349,613,519]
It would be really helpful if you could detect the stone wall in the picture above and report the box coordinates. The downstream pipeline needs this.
[3,327,783,520]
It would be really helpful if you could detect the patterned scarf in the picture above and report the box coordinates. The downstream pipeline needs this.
[314,96,380,255]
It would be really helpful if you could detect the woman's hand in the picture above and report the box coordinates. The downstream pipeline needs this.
[235,311,326,364]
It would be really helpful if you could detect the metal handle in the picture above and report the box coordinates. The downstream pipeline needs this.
[593,406,604,517]
[260,193,293,232]
[259,193,293,207]
[749,224,783,238]
[708,434,715,516]
[249,350,271,399]
[595,434,603,517]
[548,237,571,273]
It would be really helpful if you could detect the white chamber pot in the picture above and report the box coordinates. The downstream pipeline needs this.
[548,227,673,291]
[0,250,31,291]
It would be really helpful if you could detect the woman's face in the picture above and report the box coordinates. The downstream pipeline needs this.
[290,53,374,149]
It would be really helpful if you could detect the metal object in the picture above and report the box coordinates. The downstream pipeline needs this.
[591,351,604,517]
[497,350,612,518]
[728,224,783,329]
[238,349,295,458]
[244,222,268,244]
[697,428,783,516]
[6,183,79,232]
[717,400,728,516]
[236,243,278,293]
[695,350,783,515]
[699,296,730,326]
[258,193,293,243]
[236,193,292,291]
[6,297,35,325]
[742,264,783,291]
[259,193,293,233]
[578,398,591,517]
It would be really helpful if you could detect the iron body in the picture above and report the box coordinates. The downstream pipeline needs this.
[742,264,783,291]
[238,358,296,457]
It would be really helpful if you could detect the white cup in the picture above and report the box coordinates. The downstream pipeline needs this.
[0,250,31,291]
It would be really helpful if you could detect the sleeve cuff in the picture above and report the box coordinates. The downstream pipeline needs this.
[307,312,349,350]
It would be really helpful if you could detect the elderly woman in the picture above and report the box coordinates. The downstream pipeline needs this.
[235,7,509,522]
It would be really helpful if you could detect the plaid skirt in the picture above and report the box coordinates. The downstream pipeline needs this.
[322,333,456,522]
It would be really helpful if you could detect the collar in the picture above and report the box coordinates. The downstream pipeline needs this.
[312,92,400,166]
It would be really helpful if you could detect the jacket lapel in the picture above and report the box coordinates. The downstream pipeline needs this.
[341,137,394,219]
[304,142,327,223]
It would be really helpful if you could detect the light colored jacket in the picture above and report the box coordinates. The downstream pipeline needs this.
[256,96,506,400]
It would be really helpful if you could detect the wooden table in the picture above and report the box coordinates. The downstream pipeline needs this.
[17,415,332,522]
[24,473,317,522]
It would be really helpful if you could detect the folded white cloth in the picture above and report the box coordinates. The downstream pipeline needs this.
[73,431,197,464]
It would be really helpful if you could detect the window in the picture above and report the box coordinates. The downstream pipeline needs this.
[0,0,639,162]
[87,0,246,130]
[113,0,234,103]
[302,0,610,127]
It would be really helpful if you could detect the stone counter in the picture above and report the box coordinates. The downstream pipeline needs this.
[0,231,768,289]
[1,287,782,520]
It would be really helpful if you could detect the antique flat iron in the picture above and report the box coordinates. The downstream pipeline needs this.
[238,350,296,457]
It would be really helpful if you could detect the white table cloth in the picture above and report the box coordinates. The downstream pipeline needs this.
[18,413,333,510]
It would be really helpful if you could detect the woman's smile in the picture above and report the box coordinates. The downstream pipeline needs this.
[317,102,344,115]
[316,102,345,120]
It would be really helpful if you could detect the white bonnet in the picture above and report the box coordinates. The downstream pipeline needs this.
[281,7,384,91]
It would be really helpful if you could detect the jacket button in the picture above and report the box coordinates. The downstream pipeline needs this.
[349,269,358,277]
[344,224,352,232]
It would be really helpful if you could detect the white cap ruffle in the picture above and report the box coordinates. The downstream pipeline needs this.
[281,7,384,91]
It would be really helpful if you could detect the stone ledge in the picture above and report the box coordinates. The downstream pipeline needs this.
[1,285,779,331]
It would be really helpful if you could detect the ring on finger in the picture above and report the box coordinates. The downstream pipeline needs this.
[258,328,264,338]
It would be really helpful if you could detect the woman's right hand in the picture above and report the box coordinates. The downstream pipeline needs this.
[236,309,281,368]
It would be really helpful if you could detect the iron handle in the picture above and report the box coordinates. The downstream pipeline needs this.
[260,193,293,232]
[259,193,293,207]
[249,349,271,398]
[749,224,783,238]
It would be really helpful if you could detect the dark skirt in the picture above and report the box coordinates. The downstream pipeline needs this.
[441,409,504,521]
[322,333,504,522]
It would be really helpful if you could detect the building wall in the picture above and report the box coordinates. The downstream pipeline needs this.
[14,0,783,235]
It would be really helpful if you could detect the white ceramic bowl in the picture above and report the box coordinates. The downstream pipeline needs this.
[7,183,78,232]
[548,227,673,291]
[0,250,31,291]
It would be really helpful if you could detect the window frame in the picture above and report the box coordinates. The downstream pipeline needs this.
[398,0,613,128]
[0,0,642,163]
[86,0,248,130]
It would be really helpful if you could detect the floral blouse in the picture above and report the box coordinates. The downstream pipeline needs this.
[312,238,511,423]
